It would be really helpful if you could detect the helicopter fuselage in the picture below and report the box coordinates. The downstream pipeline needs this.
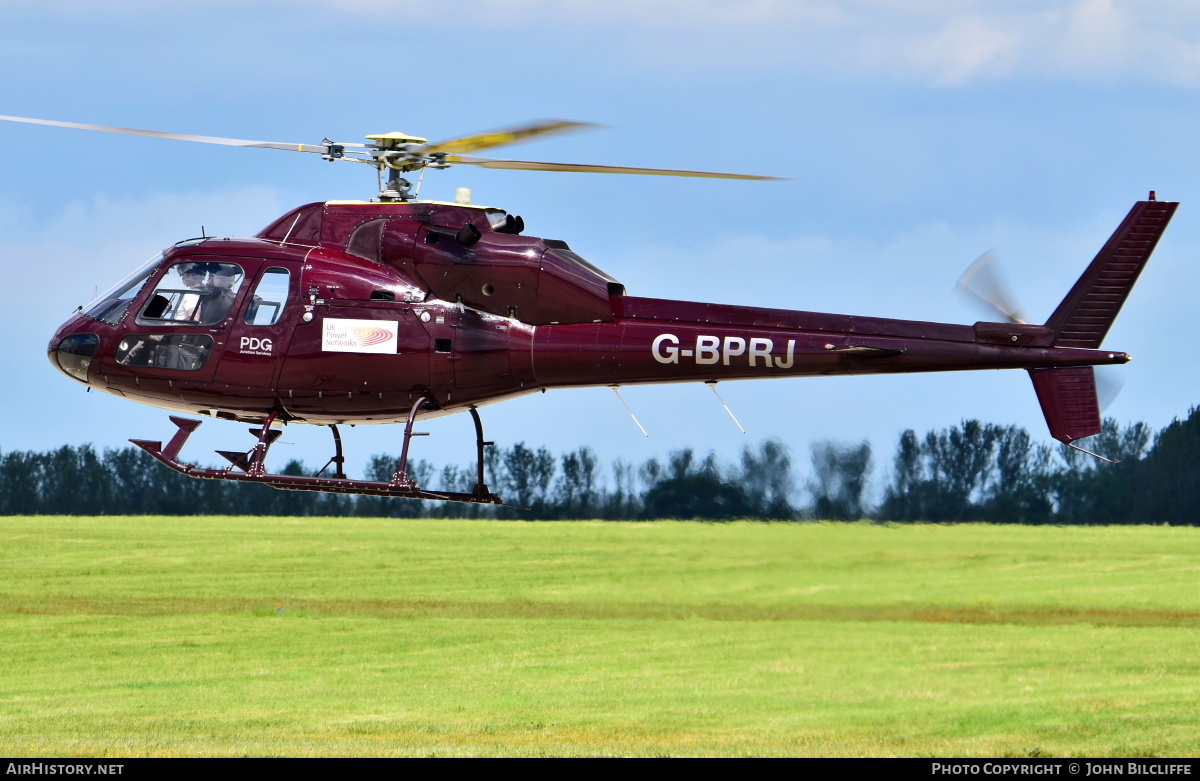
[47,198,1130,430]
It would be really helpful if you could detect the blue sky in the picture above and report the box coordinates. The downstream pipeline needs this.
[2,0,1199,497]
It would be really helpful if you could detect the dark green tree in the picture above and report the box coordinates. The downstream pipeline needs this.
[808,440,871,520]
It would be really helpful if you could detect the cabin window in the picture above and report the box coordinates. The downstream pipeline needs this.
[245,267,290,326]
[113,334,215,371]
[347,218,386,262]
[138,262,245,327]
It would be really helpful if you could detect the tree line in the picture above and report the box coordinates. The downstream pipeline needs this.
[2,406,1198,523]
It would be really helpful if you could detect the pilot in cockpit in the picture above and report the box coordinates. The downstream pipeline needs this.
[199,264,241,324]
[168,262,208,322]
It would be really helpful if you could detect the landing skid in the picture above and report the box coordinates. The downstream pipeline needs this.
[129,401,504,506]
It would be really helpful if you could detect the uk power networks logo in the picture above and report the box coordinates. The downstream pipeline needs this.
[322,318,400,354]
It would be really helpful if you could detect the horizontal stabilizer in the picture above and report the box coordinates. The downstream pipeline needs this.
[1046,199,1177,348]
[1029,367,1101,443]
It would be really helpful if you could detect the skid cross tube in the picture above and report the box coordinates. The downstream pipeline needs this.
[390,395,434,489]
[248,410,280,477]
[315,424,348,479]
[129,415,504,505]
[469,406,495,500]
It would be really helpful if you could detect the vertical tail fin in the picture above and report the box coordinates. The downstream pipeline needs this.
[1031,196,1176,447]
[1030,366,1101,443]
[1045,197,1177,348]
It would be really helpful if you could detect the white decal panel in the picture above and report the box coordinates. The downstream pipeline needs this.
[322,318,399,354]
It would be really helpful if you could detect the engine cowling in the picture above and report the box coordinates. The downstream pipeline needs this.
[387,223,624,325]
[260,201,626,325]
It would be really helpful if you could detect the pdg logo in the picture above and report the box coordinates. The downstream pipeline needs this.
[240,337,273,352]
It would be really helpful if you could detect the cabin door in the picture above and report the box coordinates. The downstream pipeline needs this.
[211,262,300,391]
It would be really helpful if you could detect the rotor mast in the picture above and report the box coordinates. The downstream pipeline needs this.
[357,131,429,201]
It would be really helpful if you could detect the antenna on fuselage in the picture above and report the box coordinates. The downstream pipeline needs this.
[609,386,648,437]
[705,381,746,434]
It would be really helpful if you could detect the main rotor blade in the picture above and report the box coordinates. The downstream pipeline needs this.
[0,114,343,154]
[446,155,784,180]
[954,250,1027,324]
[421,120,597,156]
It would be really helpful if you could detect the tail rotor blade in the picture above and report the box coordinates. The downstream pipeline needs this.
[1095,366,1126,413]
[954,250,1027,324]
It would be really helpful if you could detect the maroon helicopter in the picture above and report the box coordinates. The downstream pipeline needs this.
[5,115,1176,506]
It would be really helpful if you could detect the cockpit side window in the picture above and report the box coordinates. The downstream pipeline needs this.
[245,267,290,326]
[137,262,245,327]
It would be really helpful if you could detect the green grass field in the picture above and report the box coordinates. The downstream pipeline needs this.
[1,516,1198,757]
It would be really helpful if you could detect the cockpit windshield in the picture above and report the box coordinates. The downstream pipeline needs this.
[82,253,164,326]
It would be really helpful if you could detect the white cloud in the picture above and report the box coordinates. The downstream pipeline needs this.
[7,0,1200,85]
[1060,0,1128,75]
[897,16,1022,86]
[328,0,1200,86]
[853,1,1200,87]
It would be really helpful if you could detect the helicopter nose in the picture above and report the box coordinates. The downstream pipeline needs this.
[49,333,100,383]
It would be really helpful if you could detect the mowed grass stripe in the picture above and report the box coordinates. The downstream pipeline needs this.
[5,517,1200,612]
[3,517,1200,756]
[4,596,1200,627]
[3,613,1197,757]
